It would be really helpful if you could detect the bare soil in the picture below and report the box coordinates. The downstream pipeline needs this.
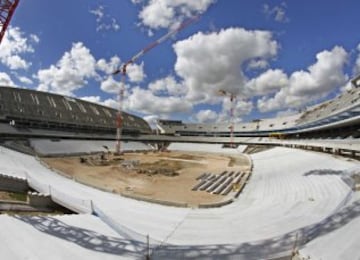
[43,151,251,206]
[0,191,27,202]
[0,191,14,201]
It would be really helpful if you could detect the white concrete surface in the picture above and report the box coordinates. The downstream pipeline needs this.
[299,198,360,260]
[30,139,153,155]
[168,142,247,154]
[0,145,359,259]
[0,214,144,259]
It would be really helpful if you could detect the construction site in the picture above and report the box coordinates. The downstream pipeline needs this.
[0,1,360,259]
[42,150,252,207]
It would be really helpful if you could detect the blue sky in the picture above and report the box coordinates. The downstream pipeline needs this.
[0,0,359,126]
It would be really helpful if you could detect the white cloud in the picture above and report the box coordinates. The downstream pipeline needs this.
[96,56,121,74]
[139,1,174,29]
[112,19,121,31]
[233,100,253,118]
[0,72,16,86]
[18,76,33,85]
[276,109,298,118]
[100,76,122,94]
[6,55,28,69]
[127,27,277,119]
[195,109,218,123]
[90,5,120,32]
[0,27,39,70]
[103,98,118,109]
[131,0,144,4]
[354,43,360,75]
[127,62,146,83]
[96,57,145,83]
[137,0,216,30]
[30,34,40,43]
[221,98,253,118]
[37,42,96,96]
[126,86,192,114]
[34,42,144,108]
[173,27,278,103]
[215,98,253,123]
[96,18,120,32]
[245,69,288,95]
[289,46,347,96]
[90,6,104,22]
[147,29,154,37]
[263,2,289,23]
[257,93,283,113]
[148,75,186,96]
[246,59,269,70]
[257,46,348,112]
[80,96,118,110]
[80,95,102,104]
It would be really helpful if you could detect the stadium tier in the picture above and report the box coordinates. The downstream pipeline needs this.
[0,78,360,259]
[0,86,152,136]
[0,145,358,259]
[157,84,360,139]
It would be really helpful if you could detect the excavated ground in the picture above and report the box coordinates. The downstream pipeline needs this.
[43,151,251,206]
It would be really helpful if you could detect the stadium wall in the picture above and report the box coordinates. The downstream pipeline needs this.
[0,86,152,137]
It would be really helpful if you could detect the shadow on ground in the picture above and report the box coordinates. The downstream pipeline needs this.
[14,215,146,257]
[14,198,360,259]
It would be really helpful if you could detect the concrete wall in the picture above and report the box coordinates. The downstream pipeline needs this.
[0,173,28,193]
[28,192,57,209]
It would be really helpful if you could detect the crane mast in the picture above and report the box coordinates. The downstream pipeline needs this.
[0,0,19,43]
[113,16,199,154]
[218,90,237,148]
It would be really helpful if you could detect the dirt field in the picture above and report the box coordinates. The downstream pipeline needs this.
[43,151,251,206]
[0,191,27,202]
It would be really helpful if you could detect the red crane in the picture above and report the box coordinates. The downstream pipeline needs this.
[218,89,237,148]
[112,16,199,154]
[0,0,19,43]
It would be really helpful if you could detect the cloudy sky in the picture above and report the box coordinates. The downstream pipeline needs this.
[1,0,359,126]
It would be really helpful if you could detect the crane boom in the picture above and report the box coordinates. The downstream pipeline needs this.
[0,0,20,43]
[113,15,199,75]
[113,15,199,154]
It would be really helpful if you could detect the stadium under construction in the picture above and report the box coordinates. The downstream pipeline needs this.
[0,75,359,259]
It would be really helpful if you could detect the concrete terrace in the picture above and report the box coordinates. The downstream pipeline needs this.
[0,143,359,259]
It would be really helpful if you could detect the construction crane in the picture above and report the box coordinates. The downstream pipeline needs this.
[112,16,199,154]
[218,89,237,148]
[0,0,19,44]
